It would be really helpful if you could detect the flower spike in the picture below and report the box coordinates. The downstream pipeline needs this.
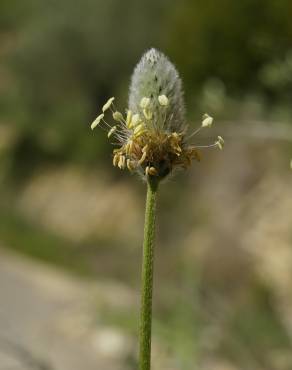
[90,49,224,181]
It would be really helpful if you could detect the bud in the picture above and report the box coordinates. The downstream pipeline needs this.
[129,48,185,132]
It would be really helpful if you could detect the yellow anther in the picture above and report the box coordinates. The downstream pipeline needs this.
[134,130,146,138]
[134,123,145,136]
[102,97,115,112]
[145,166,158,176]
[140,97,150,109]
[113,153,119,166]
[171,132,180,139]
[158,95,168,106]
[108,125,117,138]
[132,113,141,127]
[113,111,124,122]
[91,113,104,130]
[174,146,182,155]
[202,113,213,128]
[169,132,182,155]
[126,110,133,128]
[148,167,158,176]
[125,140,134,155]
[118,155,126,169]
[127,159,135,171]
[138,151,147,165]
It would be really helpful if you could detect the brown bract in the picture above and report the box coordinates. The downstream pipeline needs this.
[112,130,201,179]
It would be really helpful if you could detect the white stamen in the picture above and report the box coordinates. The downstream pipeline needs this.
[113,111,124,122]
[91,113,104,130]
[158,95,168,106]
[108,125,117,138]
[218,136,224,145]
[202,114,213,128]
[102,97,115,112]
[215,136,224,150]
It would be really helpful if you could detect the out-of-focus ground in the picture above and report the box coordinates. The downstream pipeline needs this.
[0,248,136,370]
[1,133,292,370]
[1,1,292,369]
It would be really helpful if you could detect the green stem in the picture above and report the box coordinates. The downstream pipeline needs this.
[139,178,159,370]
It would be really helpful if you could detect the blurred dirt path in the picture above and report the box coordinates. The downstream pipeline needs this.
[0,248,134,370]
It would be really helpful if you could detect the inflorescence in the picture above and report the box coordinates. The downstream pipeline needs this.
[90,49,224,181]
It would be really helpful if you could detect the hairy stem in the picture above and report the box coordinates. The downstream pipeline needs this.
[139,179,158,370]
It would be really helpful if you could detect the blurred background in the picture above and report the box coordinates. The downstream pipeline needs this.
[1,0,292,369]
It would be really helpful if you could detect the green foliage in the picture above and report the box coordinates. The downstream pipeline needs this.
[0,206,90,275]
[0,0,168,171]
[220,283,292,368]
[165,0,292,100]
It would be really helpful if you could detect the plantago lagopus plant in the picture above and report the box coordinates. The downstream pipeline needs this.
[90,48,224,370]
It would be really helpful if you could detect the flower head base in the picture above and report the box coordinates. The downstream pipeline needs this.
[90,49,224,181]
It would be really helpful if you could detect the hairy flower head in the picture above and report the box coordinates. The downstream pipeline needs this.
[90,49,224,181]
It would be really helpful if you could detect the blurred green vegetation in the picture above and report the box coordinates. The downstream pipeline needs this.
[1,0,292,177]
